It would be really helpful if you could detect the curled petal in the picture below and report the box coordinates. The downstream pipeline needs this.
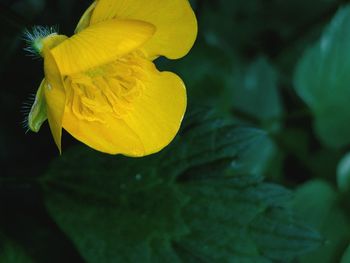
[89,0,197,60]
[43,50,66,153]
[62,60,186,156]
[75,1,96,33]
[51,19,156,75]
[122,64,187,155]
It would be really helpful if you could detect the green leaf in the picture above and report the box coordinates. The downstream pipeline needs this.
[229,57,283,177]
[341,244,350,263]
[42,114,321,262]
[0,234,34,263]
[249,209,321,261]
[294,5,350,148]
[230,57,284,128]
[337,152,350,193]
[172,110,277,177]
[293,180,350,263]
[42,153,188,263]
[179,178,321,262]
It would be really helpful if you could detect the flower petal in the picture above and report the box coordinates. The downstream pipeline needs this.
[51,19,155,75]
[90,0,197,60]
[43,50,66,153]
[122,62,187,155]
[62,60,186,156]
[75,1,96,33]
[62,108,145,156]
[28,79,47,132]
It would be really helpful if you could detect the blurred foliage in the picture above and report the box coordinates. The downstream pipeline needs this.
[337,152,350,193]
[41,112,321,262]
[342,244,350,263]
[293,180,350,263]
[1,0,350,262]
[0,233,33,263]
[295,5,350,148]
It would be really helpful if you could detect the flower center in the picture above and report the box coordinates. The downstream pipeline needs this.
[64,52,149,122]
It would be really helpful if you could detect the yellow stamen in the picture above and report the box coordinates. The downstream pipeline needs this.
[65,52,149,121]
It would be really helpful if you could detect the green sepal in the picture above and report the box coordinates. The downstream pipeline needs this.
[28,79,48,133]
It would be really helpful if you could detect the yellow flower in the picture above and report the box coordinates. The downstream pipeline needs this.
[25,0,197,156]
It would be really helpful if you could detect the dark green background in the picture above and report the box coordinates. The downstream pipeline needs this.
[1,0,350,262]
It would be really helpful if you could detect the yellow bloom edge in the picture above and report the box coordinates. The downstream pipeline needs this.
[26,0,197,156]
